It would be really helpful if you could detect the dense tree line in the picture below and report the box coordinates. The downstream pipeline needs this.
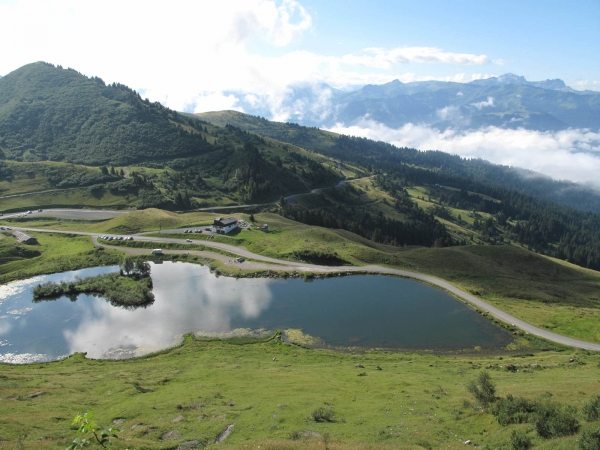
[379,171,600,269]
[284,202,451,247]
[283,182,451,247]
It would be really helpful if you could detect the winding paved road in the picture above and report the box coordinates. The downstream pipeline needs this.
[6,223,600,352]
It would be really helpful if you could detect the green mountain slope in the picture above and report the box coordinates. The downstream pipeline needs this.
[198,110,600,271]
[0,63,342,207]
[0,62,212,165]
[198,110,600,213]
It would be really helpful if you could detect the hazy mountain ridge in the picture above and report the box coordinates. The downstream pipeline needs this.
[198,110,600,213]
[228,74,600,132]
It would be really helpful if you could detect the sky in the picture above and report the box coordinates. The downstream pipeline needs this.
[1,0,599,185]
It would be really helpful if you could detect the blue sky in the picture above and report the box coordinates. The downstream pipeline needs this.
[275,0,600,89]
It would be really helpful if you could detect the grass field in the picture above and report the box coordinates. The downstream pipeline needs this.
[0,232,121,284]
[1,337,599,449]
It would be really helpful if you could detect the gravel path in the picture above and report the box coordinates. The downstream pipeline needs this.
[11,225,600,352]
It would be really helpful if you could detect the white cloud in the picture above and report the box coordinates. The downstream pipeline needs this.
[190,93,243,113]
[0,0,500,113]
[0,0,314,111]
[572,80,600,92]
[471,96,495,109]
[436,106,461,121]
[340,46,489,68]
[328,118,600,187]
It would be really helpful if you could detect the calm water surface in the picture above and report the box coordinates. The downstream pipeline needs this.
[0,262,511,363]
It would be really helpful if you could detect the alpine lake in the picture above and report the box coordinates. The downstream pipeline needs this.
[0,261,512,363]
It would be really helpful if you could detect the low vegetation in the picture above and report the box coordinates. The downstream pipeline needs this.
[467,371,594,446]
[290,249,348,266]
[584,395,600,421]
[33,260,154,307]
[1,338,599,449]
[580,428,600,450]
[0,232,121,284]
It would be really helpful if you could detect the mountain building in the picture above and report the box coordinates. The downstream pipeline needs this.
[213,217,239,234]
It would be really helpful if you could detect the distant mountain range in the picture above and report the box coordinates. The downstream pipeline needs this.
[229,74,600,132]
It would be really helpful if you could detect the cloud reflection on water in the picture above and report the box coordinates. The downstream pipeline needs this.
[63,262,273,358]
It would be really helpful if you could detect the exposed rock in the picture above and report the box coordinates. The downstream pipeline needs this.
[161,430,182,441]
[176,441,202,450]
[290,430,322,440]
[25,391,45,399]
[214,423,235,443]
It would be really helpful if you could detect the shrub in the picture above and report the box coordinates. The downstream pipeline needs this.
[311,406,336,423]
[510,429,532,450]
[580,427,600,450]
[468,371,496,408]
[583,395,600,421]
[535,401,579,438]
[493,395,538,426]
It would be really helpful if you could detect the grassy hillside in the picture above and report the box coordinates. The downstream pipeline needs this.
[0,62,212,164]
[0,138,341,211]
[0,63,343,207]
[198,110,600,214]
[0,337,599,449]
[0,231,120,284]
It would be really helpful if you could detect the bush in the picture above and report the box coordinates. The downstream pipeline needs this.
[580,427,600,450]
[468,371,497,408]
[584,395,600,421]
[510,430,532,450]
[311,406,336,423]
[535,401,579,438]
[493,395,538,426]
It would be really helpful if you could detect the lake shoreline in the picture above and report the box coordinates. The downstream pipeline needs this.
[0,261,516,364]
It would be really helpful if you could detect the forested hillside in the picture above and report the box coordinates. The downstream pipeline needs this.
[0,62,213,164]
[0,63,342,208]
[199,110,600,213]
[199,111,600,270]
